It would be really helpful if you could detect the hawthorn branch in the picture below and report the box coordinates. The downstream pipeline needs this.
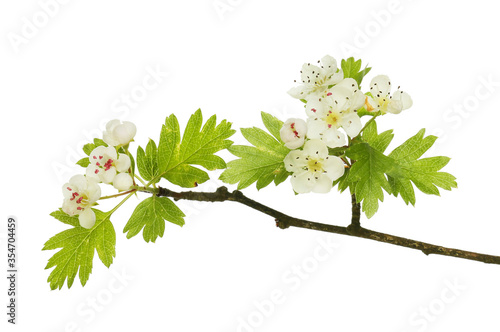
[138,186,500,265]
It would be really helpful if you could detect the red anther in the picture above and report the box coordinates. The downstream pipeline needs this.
[67,187,72,191]
[311,108,317,113]
[328,124,332,128]
[76,197,83,204]
[293,130,299,137]
[95,169,99,174]
[93,156,97,159]
[290,123,295,129]
[77,207,82,210]
[70,192,79,200]
[96,162,101,166]
[99,156,103,159]
[327,92,332,96]
[104,159,113,171]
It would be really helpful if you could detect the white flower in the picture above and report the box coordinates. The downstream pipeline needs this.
[113,173,133,191]
[305,82,364,148]
[86,146,131,184]
[288,55,344,101]
[280,118,307,149]
[284,139,345,194]
[62,175,101,229]
[365,75,413,114]
[103,119,137,147]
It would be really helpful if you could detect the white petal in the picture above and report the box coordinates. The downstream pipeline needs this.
[311,174,333,193]
[328,86,352,112]
[324,70,344,86]
[335,78,358,93]
[62,199,78,215]
[284,137,305,149]
[305,98,327,117]
[114,121,136,145]
[62,183,74,199]
[86,165,101,181]
[290,170,315,194]
[100,167,117,184]
[303,139,328,159]
[105,119,120,132]
[287,85,311,99]
[104,146,118,160]
[323,128,346,148]
[392,90,413,110]
[86,180,101,203]
[90,146,115,163]
[115,153,131,172]
[370,75,392,97]
[387,100,404,114]
[320,55,337,71]
[293,118,307,134]
[300,62,322,84]
[340,113,362,138]
[69,174,87,191]
[79,209,96,229]
[113,173,133,191]
[284,150,307,172]
[350,91,366,111]
[306,118,327,139]
[323,156,345,181]
[103,131,119,147]
[103,119,121,147]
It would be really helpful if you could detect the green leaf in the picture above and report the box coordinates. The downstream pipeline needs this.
[220,112,291,190]
[346,142,397,218]
[387,129,457,205]
[261,111,284,142]
[123,196,185,243]
[76,157,90,168]
[137,139,158,182]
[341,57,372,87]
[362,121,394,153]
[155,109,235,188]
[332,168,354,194]
[49,209,80,227]
[43,209,116,290]
[345,121,400,217]
[83,138,108,156]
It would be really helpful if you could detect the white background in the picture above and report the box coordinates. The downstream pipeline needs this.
[1,0,500,331]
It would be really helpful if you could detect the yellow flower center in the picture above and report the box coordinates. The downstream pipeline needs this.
[325,111,341,128]
[307,159,324,174]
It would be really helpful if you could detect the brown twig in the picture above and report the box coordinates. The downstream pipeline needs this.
[139,186,500,265]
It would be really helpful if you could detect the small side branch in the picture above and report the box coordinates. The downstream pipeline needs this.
[137,186,500,265]
[349,193,361,229]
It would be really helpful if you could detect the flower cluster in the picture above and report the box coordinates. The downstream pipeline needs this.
[281,55,412,194]
[61,120,136,229]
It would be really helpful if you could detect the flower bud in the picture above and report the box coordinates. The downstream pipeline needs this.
[103,120,137,147]
[113,173,133,191]
[280,118,307,149]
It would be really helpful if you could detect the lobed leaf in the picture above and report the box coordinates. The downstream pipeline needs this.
[341,57,372,87]
[220,112,291,190]
[123,196,185,243]
[155,109,235,188]
[43,209,116,290]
